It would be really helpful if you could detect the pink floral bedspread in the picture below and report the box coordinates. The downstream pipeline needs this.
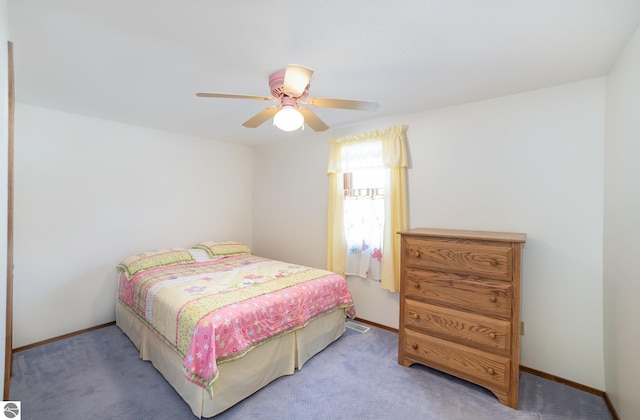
[118,254,355,394]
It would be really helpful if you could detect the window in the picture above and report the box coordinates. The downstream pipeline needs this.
[327,125,408,292]
[343,170,385,199]
[343,169,387,280]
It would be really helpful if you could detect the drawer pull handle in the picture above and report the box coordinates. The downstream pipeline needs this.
[414,251,421,258]
[489,332,496,340]
[489,296,497,303]
[412,343,419,350]
[411,313,420,320]
[487,368,495,375]
[414,283,421,290]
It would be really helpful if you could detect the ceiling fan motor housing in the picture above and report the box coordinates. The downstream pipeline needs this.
[269,70,286,97]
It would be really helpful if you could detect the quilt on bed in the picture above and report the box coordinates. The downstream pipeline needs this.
[118,253,355,394]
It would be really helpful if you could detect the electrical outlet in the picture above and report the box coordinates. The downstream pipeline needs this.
[520,321,525,336]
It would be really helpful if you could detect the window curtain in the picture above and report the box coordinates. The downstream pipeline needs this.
[327,125,408,292]
[343,169,385,280]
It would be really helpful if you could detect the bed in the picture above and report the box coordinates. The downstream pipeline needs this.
[115,241,355,418]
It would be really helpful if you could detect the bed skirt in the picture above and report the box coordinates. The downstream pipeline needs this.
[115,300,347,418]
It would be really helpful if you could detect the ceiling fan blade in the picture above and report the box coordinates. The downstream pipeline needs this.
[283,65,314,97]
[305,97,379,112]
[299,107,329,132]
[242,106,280,128]
[196,92,274,101]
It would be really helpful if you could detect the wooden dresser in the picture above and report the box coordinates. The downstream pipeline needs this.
[398,228,526,409]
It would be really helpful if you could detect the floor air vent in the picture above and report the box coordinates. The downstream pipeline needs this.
[345,321,370,333]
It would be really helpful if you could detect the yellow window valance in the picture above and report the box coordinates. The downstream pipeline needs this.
[327,125,408,174]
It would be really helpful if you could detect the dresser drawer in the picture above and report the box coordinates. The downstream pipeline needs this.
[403,329,510,392]
[405,299,511,354]
[404,268,513,319]
[403,236,513,281]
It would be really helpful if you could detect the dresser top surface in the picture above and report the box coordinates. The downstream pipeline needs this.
[399,228,527,243]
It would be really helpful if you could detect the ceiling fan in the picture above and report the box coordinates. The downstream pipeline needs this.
[196,64,378,132]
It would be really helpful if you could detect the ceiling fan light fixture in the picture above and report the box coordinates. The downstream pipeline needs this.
[273,106,304,131]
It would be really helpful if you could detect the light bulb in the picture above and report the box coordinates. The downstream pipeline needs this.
[273,106,304,132]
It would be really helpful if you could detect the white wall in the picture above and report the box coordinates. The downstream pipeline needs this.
[603,25,640,419]
[253,78,606,390]
[13,104,253,347]
[1,0,10,399]
[252,134,329,268]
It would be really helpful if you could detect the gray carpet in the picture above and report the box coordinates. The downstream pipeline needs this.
[10,323,612,419]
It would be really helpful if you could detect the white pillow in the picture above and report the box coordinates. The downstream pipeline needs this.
[187,248,211,262]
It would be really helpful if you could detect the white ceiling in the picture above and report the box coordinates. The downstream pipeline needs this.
[8,1,640,146]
